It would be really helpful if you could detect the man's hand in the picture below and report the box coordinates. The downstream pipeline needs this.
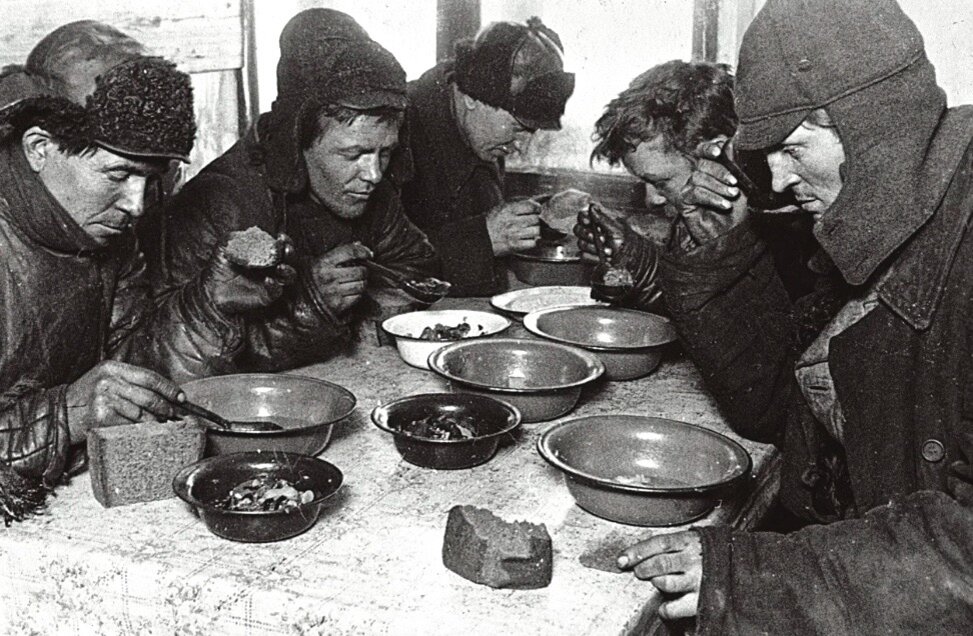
[618,530,703,620]
[65,360,185,443]
[202,233,297,314]
[574,203,625,261]
[308,242,372,316]
[486,199,541,256]
[672,139,749,251]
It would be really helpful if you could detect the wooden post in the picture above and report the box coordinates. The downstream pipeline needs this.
[692,0,721,62]
[437,0,480,62]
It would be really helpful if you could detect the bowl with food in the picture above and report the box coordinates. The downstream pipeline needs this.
[537,414,751,526]
[371,393,521,469]
[180,374,356,457]
[427,338,604,423]
[172,451,344,542]
[523,306,677,380]
[381,309,511,370]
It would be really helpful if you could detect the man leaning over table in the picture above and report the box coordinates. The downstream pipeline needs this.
[587,0,973,632]
[397,17,575,296]
[150,8,438,371]
[0,57,295,524]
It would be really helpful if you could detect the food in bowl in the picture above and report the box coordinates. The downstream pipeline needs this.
[371,393,521,469]
[418,320,481,341]
[398,412,478,440]
[382,310,511,369]
[219,474,315,512]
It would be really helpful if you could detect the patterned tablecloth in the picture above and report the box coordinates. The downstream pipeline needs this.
[0,313,777,636]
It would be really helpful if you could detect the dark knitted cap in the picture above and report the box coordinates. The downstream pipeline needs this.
[275,8,406,111]
[260,9,407,193]
[735,0,927,150]
[86,56,195,162]
[453,17,574,130]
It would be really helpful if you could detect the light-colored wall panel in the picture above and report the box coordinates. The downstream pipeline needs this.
[0,0,243,74]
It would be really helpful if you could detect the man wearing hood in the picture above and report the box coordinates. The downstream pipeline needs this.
[398,17,575,296]
[151,9,438,371]
[0,57,293,523]
[604,0,973,632]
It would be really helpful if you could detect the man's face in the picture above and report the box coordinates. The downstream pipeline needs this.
[459,99,535,162]
[766,121,845,221]
[622,136,694,213]
[303,114,400,220]
[35,140,160,246]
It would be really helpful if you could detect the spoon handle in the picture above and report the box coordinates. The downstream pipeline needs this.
[177,400,233,430]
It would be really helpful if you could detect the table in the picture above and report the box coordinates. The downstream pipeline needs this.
[0,302,778,636]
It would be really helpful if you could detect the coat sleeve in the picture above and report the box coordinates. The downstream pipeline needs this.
[367,186,440,280]
[106,238,244,384]
[0,382,70,483]
[399,163,503,297]
[658,221,801,444]
[155,173,351,372]
[696,466,973,634]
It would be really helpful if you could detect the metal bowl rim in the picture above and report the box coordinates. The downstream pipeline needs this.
[370,393,522,443]
[490,285,607,317]
[180,373,357,436]
[536,414,752,494]
[172,451,344,514]
[512,250,584,263]
[381,309,512,342]
[427,337,605,392]
[523,307,678,351]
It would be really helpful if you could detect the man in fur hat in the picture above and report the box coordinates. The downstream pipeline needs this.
[602,0,973,632]
[398,17,575,296]
[0,57,294,524]
[150,8,438,371]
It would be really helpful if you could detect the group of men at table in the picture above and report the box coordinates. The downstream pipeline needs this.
[0,0,970,633]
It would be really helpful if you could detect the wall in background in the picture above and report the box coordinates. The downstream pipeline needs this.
[0,0,244,182]
[713,0,973,107]
[482,0,695,174]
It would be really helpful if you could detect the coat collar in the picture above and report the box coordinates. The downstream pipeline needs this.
[408,64,502,199]
[876,107,973,330]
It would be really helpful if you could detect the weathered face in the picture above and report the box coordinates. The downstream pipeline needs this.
[458,96,535,162]
[26,129,160,246]
[766,120,845,221]
[622,136,694,212]
[303,114,400,220]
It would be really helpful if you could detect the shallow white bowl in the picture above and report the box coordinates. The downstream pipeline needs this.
[381,309,511,369]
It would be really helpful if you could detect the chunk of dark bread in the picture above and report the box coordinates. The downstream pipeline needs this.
[224,226,281,268]
[442,504,553,589]
[88,419,205,508]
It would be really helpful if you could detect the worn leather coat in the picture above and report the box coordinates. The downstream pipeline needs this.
[653,101,973,633]
[147,118,438,372]
[0,142,242,486]
[397,63,507,297]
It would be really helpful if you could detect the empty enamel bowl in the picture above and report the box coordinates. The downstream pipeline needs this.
[427,338,604,423]
[381,309,511,369]
[371,393,521,469]
[510,244,595,287]
[180,374,356,457]
[523,306,677,380]
[173,451,343,542]
[537,414,751,526]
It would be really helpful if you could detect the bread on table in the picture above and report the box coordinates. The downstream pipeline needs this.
[442,504,553,589]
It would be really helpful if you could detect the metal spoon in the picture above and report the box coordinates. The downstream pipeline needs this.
[362,260,452,303]
[177,400,284,433]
